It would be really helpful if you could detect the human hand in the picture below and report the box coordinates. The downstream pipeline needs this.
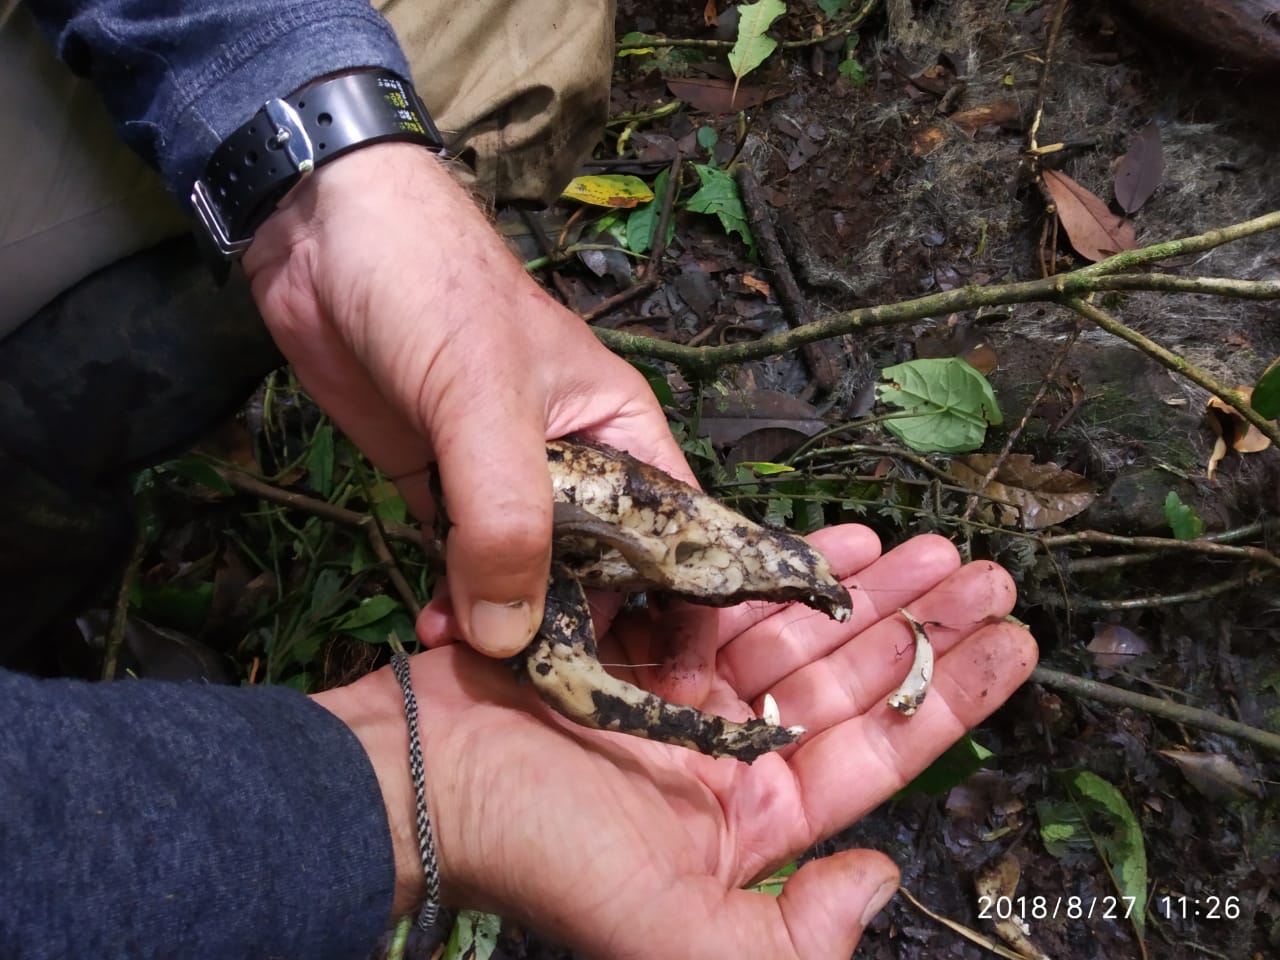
[315,527,1038,958]
[242,143,691,659]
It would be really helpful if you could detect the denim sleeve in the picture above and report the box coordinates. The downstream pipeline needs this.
[24,0,411,199]
[0,668,396,959]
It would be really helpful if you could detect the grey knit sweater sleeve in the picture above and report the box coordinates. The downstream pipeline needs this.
[0,668,396,959]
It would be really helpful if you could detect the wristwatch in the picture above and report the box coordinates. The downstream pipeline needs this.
[191,68,444,264]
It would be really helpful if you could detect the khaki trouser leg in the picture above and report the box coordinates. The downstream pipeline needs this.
[0,3,189,337]
[377,0,615,207]
[0,0,614,335]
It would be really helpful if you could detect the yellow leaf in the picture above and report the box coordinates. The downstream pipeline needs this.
[560,175,654,208]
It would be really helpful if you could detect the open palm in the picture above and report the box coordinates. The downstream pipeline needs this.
[407,526,1037,959]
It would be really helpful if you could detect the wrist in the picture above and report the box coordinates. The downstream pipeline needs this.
[311,663,429,917]
[192,69,444,267]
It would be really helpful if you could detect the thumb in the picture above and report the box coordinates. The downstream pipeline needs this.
[434,411,552,658]
[774,850,899,959]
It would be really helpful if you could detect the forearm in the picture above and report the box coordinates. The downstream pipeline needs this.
[0,668,395,959]
[23,0,409,196]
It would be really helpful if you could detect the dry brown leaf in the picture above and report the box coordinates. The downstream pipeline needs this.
[1043,169,1138,262]
[666,77,773,113]
[742,273,772,297]
[1160,750,1263,801]
[949,99,1021,135]
[1113,121,1164,214]
[704,0,718,26]
[1087,622,1150,669]
[948,454,1096,530]
[1208,391,1273,450]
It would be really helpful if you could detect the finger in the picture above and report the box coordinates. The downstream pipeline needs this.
[416,587,459,649]
[775,851,899,960]
[713,524,884,646]
[581,405,699,487]
[791,620,1037,839]
[721,533,960,699]
[636,850,898,959]
[432,404,553,657]
[544,352,700,488]
[762,560,1019,737]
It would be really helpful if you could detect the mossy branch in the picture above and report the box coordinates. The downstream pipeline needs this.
[592,210,1280,380]
[1032,666,1280,755]
[616,1,880,53]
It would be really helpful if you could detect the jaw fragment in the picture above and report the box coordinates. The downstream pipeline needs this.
[886,608,935,716]
[468,438,854,763]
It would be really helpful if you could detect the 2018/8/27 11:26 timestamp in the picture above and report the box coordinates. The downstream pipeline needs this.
[1158,894,1240,920]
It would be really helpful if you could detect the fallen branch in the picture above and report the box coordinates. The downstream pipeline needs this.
[1041,527,1280,570]
[615,1,880,53]
[219,468,438,561]
[592,210,1280,377]
[1032,665,1280,755]
[1066,296,1280,448]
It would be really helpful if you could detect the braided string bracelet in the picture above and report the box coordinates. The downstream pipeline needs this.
[389,652,442,930]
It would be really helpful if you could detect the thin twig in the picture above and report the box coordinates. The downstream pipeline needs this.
[220,469,438,560]
[1038,573,1259,610]
[367,518,424,618]
[591,211,1280,376]
[1026,0,1070,157]
[1041,527,1280,569]
[735,165,841,391]
[101,532,146,682]
[1066,519,1280,572]
[579,277,661,324]
[643,156,682,282]
[960,320,1080,522]
[615,1,880,53]
[1032,666,1280,755]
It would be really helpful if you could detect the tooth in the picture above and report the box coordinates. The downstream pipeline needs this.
[762,692,781,726]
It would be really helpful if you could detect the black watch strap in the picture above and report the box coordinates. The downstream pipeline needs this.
[191,69,444,260]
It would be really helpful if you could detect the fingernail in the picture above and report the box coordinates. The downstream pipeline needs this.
[470,599,537,656]
[860,879,898,927]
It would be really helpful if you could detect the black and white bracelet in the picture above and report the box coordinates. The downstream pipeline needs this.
[389,652,442,931]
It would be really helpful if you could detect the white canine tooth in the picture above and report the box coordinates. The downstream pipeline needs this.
[786,724,807,738]
[762,692,781,726]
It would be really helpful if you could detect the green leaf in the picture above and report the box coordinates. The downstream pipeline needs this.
[1036,798,1087,856]
[687,163,755,253]
[818,0,851,16]
[729,0,787,102]
[738,460,796,476]
[899,735,995,797]
[625,169,670,254]
[630,360,675,406]
[310,568,344,616]
[876,358,1003,452]
[697,124,719,155]
[158,457,233,496]
[763,495,794,527]
[561,174,654,208]
[307,421,335,497]
[1163,491,1204,540]
[331,595,401,631]
[837,56,867,86]
[750,860,798,897]
[131,581,214,634]
[1063,770,1147,934]
[341,610,416,648]
[443,909,501,960]
[1252,362,1280,419]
